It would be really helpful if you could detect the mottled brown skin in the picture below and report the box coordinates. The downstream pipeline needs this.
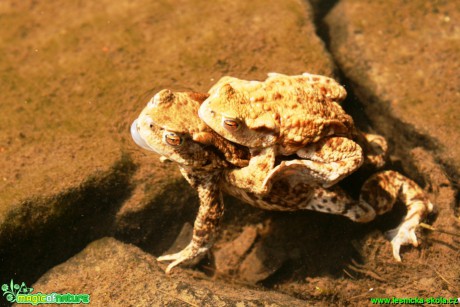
[131,89,434,273]
[200,72,354,152]
[354,131,388,169]
[198,73,374,194]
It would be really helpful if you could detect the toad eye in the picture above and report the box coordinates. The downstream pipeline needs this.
[163,131,183,146]
[222,117,240,132]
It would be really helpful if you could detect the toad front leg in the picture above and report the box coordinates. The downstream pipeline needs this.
[157,170,224,273]
[224,137,364,196]
[223,147,277,195]
[265,137,364,189]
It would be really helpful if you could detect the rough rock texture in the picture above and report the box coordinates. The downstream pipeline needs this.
[28,237,308,306]
[214,224,286,283]
[113,156,199,256]
[325,0,460,178]
[1,0,459,306]
[0,0,139,282]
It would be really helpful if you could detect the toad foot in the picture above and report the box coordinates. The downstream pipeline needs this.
[157,243,209,274]
[386,200,434,261]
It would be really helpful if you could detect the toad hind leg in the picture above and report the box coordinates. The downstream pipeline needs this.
[295,185,376,223]
[157,171,224,273]
[359,170,434,261]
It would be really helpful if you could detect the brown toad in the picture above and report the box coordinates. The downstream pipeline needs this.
[198,73,386,194]
[131,89,434,273]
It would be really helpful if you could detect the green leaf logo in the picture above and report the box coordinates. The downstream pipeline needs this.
[2,279,34,303]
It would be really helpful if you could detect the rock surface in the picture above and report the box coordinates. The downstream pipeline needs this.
[214,224,286,283]
[28,237,308,306]
[326,0,460,177]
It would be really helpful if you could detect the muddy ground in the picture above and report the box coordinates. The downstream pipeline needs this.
[0,0,458,306]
